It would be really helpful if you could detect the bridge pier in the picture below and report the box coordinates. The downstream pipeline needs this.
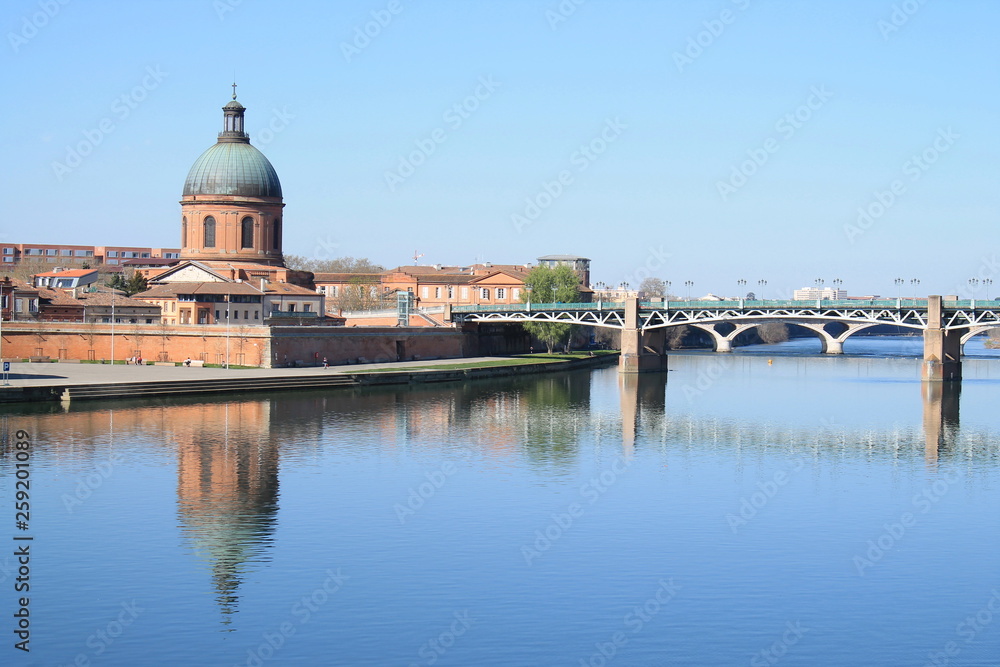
[922,295,963,381]
[689,323,757,352]
[620,298,667,373]
[796,322,877,354]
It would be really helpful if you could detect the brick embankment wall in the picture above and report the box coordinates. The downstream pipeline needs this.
[0,322,473,368]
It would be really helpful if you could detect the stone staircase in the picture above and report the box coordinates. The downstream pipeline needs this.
[58,374,359,402]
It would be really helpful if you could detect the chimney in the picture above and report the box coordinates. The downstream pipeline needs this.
[260,278,266,292]
[72,287,77,299]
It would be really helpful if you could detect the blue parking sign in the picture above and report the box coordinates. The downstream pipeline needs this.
[3,362,9,372]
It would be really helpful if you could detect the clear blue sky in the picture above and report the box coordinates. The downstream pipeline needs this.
[2,0,997,298]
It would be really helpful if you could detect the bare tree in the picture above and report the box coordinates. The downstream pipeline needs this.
[665,325,688,349]
[756,322,789,344]
[638,277,667,299]
[284,255,385,273]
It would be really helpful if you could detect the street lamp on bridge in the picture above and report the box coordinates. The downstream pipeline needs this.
[757,279,767,300]
[984,278,993,299]
[737,278,746,298]
[894,277,904,300]
[684,281,694,301]
[910,278,920,298]
[969,278,980,299]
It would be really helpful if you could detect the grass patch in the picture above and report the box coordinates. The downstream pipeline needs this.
[349,353,615,374]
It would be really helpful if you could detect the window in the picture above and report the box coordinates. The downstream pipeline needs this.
[241,217,254,248]
[254,311,259,320]
[288,304,296,312]
[107,251,118,258]
[273,219,281,250]
[434,287,441,298]
[2,248,12,254]
[74,250,92,257]
[182,217,187,247]
[497,288,506,300]
[303,304,311,312]
[215,309,220,320]
[513,288,521,300]
[460,287,468,299]
[45,249,57,256]
[329,286,338,297]
[421,286,429,298]
[141,253,150,258]
[61,249,72,256]
[244,310,249,319]
[481,288,490,300]
[447,286,454,299]
[204,217,216,248]
[3,256,13,263]
[29,299,38,312]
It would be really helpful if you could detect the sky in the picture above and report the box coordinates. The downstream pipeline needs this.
[2,0,997,299]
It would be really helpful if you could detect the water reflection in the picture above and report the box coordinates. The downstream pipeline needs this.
[174,402,280,624]
[922,381,960,465]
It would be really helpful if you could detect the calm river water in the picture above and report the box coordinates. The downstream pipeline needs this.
[2,336,1000,666]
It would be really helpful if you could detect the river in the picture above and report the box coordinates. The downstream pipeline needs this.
[2,336,999,665]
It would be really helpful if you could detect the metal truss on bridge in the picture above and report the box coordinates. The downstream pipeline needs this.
[451,299,1000,333]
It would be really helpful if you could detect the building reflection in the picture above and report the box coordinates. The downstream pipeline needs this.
[174,401,280,624]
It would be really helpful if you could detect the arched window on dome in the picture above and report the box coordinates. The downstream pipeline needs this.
[182,217,188,247]
[273,219,281,250]
[204,217,216,248]
[241,217,254,249]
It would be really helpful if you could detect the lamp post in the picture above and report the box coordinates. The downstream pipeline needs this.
[110,290,115,365]
[984,278,993,299]
[664,280,672,299]
[910,278,920,299]
[894,277,904,300]
[684,280,693,301]
[832,278,842,299]
[757,279,767,300]
[225,292,231,369]
[968,278,980,300]
[737,278,746,298]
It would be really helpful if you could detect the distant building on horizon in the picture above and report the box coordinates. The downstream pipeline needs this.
[793,287,847,300]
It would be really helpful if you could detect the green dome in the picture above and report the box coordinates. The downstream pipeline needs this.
[183,141,282,198]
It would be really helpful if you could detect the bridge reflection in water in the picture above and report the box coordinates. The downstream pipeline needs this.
[5,365,990,624]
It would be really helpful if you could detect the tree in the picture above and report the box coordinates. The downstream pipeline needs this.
[757,322,789,344]
[519,265,581,353]
[284,255,384,274]
[106,271,147,296]
[336,276,388,311]
[638,277,667,299]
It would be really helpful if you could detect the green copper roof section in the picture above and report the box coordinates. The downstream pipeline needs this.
[183,141,282,198]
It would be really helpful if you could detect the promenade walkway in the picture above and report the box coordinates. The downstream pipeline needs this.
[1,357,503,389]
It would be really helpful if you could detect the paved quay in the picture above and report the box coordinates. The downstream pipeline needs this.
[1,357,505,389]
